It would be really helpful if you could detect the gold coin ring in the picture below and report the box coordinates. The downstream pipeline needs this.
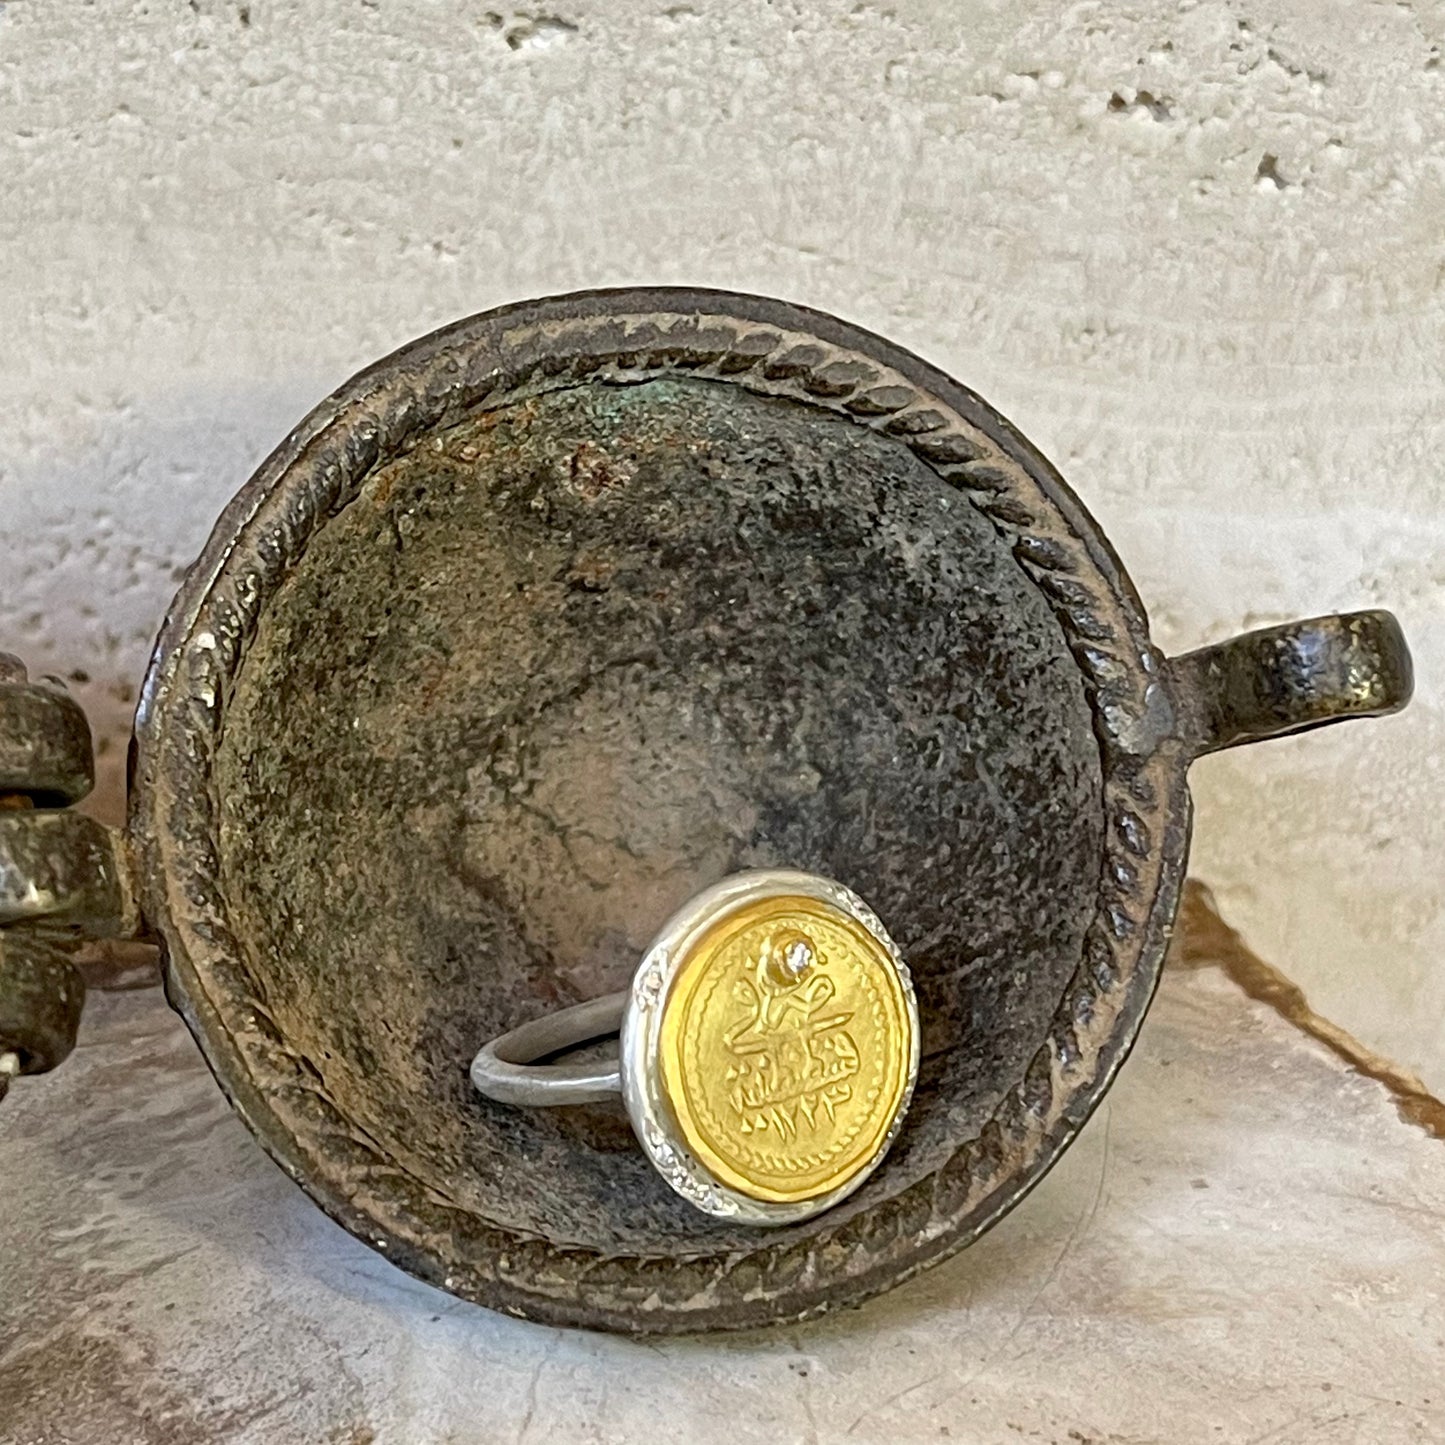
[471,870,920,1225]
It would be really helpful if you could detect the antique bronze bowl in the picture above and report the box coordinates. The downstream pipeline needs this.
[0,289,1412,1332]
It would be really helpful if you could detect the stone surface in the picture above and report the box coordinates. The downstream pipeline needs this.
[3,955,1443,1443]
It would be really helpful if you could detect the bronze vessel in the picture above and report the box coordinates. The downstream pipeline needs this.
[0,289,1413,1332]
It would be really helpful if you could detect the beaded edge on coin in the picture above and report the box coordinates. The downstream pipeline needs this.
[620,871,921,1225]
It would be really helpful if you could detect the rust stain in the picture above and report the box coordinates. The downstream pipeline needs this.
[566,440,637,500]
[1172,879,1445,1143]
[566,552,616,592]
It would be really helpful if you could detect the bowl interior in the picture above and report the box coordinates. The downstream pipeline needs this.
[212,375,1105,1253]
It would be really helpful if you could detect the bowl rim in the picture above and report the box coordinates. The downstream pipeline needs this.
[129,287,1192,1333]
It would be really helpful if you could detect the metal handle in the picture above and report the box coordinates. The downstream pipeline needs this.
[1168,609,1413,759]
[0,653,139,1101]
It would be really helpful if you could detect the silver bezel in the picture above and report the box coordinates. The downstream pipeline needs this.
[619,870,920,1226]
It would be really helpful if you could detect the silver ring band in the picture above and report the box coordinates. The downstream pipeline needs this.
[469,992,625,1106]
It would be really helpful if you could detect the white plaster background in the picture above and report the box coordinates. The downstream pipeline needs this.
[1,0,1442,1087]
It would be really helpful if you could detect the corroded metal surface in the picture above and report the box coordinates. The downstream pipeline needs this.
[129,291,1192,1330]
[210,372,1119,1265]
[0,810,138,934]
[1172,610,1413,756]
[0,664,94,807]
[0,930,85,1078]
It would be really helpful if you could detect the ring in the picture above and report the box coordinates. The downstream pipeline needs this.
[470,870,920,1225]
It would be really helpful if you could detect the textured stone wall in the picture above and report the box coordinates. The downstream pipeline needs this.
[2,0,1441,1085]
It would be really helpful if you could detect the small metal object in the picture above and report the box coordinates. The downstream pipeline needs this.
[0,656,115,1085]
[472,870,919,1224]
[0,929,87,1076]
[0,289,1416,1332]
[0,665,94,807]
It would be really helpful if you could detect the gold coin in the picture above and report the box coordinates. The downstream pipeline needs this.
[657,893,916,1204]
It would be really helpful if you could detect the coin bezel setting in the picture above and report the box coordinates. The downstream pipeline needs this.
[620,870,920,1225]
